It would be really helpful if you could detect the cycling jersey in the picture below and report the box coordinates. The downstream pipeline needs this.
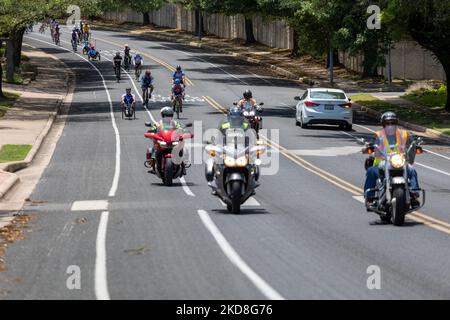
[172,84,184,95]
[122,93,135,105]
[141,76,154,88]
[173,71,185,82]
[134,55,143,65]
[113,56,122,66]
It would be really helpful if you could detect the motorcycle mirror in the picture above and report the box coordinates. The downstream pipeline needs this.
[233,102,238,106]
[259,102,264,106]
[184,122,193,128]
[144,122,152,127]
[294,96,301,101]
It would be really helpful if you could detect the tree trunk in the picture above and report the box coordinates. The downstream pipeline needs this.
[244,17,256,44]
[290,28,300,57]
[195,10,200,35]
[143,12,150,25]
[362,38,379,78]
[13,28,25,69]
[0,41,4,98]
[6,38,14,82]
[442,59,450,112]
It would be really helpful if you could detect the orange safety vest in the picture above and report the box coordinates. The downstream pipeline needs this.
[373,127,408,165]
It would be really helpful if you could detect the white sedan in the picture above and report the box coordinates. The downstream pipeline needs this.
[294,88,353,131]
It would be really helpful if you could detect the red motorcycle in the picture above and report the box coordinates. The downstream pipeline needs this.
[234,101,264,136]
[144,124,193,186]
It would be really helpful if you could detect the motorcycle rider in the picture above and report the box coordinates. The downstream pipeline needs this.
[146,107,184,174]
[171,78,185,112]
[121,88,136,114]
[363,111,420,207]
[238,90,261,112]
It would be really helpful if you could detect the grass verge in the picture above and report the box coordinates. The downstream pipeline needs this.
[0,91,21,118]
[350,93,450,136]
[0,144,32,163]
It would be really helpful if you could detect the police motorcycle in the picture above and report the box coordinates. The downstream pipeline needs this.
[205,116,266,214]
[361,136,425,226]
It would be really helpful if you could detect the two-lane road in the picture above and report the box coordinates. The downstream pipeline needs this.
[0,27,449,299]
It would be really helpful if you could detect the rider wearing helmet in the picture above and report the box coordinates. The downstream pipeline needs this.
[171,78,185,111]
[172,65,185,86]
[134,51,144,68]
[121,88,136,112]
[238,90,259,111]
[146,107,184,173]
[113,51,122,68]
[363,111,420,206]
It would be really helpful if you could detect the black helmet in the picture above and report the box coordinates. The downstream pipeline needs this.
[243,90,252,99]
[380,111,398,127]
[125,87,132,93]
[176,65,181,71]
[161,106,174,118]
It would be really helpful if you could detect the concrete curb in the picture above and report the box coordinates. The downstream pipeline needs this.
[0,171,19,199]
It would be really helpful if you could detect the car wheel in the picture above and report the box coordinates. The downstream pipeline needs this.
[300,112,308,129]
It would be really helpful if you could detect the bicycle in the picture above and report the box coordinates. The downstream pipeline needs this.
[114,65,121,83]
[142,85,153,107]
[134,63,142,80]
[173,95,183,119]
[71,38,77,52]
[54,31,60,45]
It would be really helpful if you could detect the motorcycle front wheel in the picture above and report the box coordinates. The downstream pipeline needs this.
[228,181,242,214]
[164,158,174,186]
[391,186,407,226]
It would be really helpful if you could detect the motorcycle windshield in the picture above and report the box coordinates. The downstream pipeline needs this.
[229,115,245,128]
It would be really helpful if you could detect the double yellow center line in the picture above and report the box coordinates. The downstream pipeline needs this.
[94,37,194,86]
[203,95,450,236]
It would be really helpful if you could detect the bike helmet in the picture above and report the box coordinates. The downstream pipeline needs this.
[145,69,151,76]
[161,106,174,118]
[380,111,398,127]
[124,44,129,48]
[125,88,132,94]
[176,65,182,71]
[243,90,252,99]
[115,51,121,56]
[174,78,181,85]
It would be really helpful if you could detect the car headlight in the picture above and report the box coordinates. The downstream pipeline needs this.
[236,156,248,167]
[390,153,405,169]
[224,156,236,167]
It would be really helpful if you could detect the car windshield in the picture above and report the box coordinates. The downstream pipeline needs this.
[310,91,346,99]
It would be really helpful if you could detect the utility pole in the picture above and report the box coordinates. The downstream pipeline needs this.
[387,42,392,83]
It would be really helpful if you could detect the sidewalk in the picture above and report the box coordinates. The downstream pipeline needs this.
[0,48,71,203]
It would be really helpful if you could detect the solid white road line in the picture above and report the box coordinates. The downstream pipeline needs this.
[180,177,195,197]
[197,209,284,300]
[95,211,111,300]
[71,200,109,211]
[26,35,121,197]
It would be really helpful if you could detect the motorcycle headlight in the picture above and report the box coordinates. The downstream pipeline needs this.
[159,141,167,146]
[243,111,249,116]
[224,156,236,167]
[236,156,248,167]
[390,153,405,169]
[172,141,179,146]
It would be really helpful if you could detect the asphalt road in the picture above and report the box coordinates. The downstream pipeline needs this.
[1,27,450,299]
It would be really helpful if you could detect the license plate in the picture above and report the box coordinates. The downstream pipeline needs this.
[324,105,334,110]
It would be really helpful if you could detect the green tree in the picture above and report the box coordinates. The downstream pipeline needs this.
[383,0,450,111]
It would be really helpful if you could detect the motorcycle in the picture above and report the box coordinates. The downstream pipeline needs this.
[205,128,266,214]
[121,101,135,120]
[144,123,193,186]
[361,136,425,226]
[234,101,264,137]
